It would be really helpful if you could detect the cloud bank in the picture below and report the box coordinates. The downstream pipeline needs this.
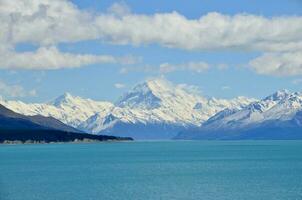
[119,61,210,74]
[0,0,301,74]
[2,0,302,51]
[0,46,121,70]
[114,83,126,89]
[249,51,302,76]
[159,62,209,73]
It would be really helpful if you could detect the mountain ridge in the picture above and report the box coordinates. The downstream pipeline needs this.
[0,78,257,139]
[176,90,302,140]
[80,79,256,138]
[0,104,132,143]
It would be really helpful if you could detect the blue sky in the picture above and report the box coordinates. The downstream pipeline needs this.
[1,0,302,102]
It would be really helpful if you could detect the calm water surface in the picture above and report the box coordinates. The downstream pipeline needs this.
[1,141,302,200]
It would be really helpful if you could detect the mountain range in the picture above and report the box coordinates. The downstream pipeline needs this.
[0,105,132,143]
[0,78,256,139]
[3,78,302,140]
[175,90,302,140]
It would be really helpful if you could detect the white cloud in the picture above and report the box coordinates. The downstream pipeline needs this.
[0,46,122,70]
[159,62,209,73]
[0,1,137,70]
[94,12,302,52]
[1,0,302,52]
[0,80,36,98]
[0,0,96,46]
[114,83,126,89]
[249,51,302,76]
[1,0,302,72]
[107,2,131,17]
[221,86,231,90]
[177,83,202,95]
[119,65,154,74]
[119,61,209,74]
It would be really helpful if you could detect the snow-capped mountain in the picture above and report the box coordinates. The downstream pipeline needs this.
[0,93,113,128]
[79,78,255,139]
[0,78,256,139]
[176,90,302,140]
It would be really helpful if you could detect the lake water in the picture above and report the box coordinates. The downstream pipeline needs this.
[1,141,302,200]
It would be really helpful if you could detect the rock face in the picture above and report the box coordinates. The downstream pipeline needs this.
[0,104,132,143]
[0,78,255,139]
[176,90,302,140]
[0,104,79,132]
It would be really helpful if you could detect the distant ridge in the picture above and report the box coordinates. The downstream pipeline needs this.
[0,104,132,143]
[0,78,257,139]
[175,90,302,140]
[0,104,79,132]
[80,79,255,139]
[2,85,302,140]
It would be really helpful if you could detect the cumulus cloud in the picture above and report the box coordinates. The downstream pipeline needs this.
[119,65,156,74]
[119,61,209,74]
[107,1,131,17]
[159,62,227,73]
[0,46,122,70]
[221,86,231,90]
[249,51,302,76]
[1,0,302,72]
[1,0,302,51]
[96,12,302,52]
[0,0,96,46]
[114,83,126,89]
[159,62,209,73]
[0,0,137,70]
[0,80,36,98]
[177,83,202,95]
[120,61,224,74]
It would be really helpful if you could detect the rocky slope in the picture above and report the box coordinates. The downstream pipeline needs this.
[0,104,132,143]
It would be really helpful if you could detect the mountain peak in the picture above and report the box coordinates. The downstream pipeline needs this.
[264,89,291,101]
[127,78,173,96]
[51,92,77,107]
[61,92,73,100]
[274,89,290,96]
[145,78,173,92]
[115,78,194,109]
[115,79,164,109]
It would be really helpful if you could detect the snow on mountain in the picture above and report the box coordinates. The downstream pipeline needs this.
[80,78,256,138]
[206,90,302,129]
[0,78,256,139]
[0,93,113,128]
[176,90,302,140]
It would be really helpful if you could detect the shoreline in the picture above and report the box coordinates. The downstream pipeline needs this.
[0,138,133,145]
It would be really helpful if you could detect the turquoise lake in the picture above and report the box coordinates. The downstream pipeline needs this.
[1,141,302,200]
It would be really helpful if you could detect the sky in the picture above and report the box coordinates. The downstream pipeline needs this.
[0,0,302,102]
